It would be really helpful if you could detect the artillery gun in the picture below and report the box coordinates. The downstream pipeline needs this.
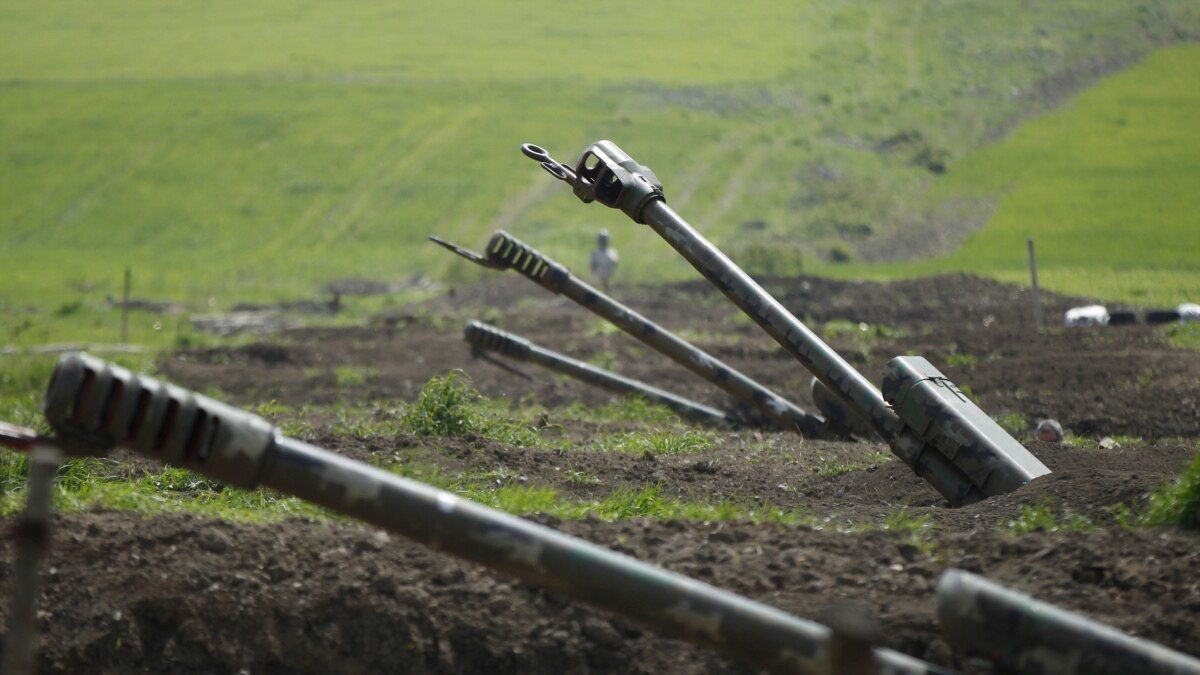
[432,230,835,437]
[462,320,735,426]
[0,352,950,674]
[520,140,1050,506]
[938,569,1200,675]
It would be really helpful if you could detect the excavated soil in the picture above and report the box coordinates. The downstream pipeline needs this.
[4,274,1200,672]
[164,274,1200,439]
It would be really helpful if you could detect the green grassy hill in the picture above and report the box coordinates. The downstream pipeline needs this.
[830,44,1200,304]
[1,1,1197,328]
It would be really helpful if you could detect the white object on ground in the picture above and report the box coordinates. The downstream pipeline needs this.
[1064,305,1109,327]
[1177,303,1200,323]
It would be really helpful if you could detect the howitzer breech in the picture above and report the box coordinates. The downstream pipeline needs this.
[37,353,947,675]
[463,320,735,427]
[938,569,1200,675]
[637,199,983,504]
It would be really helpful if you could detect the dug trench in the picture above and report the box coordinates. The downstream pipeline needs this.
[3,273,1199,672]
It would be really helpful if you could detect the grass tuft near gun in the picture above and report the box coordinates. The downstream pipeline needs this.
[462,320,735,427]
[433,231,835,437]
[938,569,1200,675]
[1,352,954,674]
[521,140,1050,506]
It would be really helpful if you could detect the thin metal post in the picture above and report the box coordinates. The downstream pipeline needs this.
[1,445,61,675]
[1027,239,1043,331]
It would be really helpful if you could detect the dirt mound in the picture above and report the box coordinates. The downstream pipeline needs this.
[4,511,1197,674]
[15,272,1198,673]
[162,274,1200,438]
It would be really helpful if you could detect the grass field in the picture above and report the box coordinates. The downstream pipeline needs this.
[2,0,1197,341]
[827,44,1200,304]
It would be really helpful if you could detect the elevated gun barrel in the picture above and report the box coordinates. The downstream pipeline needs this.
[433,230,829,437]
[462,320,734,427]
[521,140,1050,506]
[38,352,947,675]
[938,569,1200,675]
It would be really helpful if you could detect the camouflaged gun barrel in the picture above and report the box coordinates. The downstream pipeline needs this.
[462,320,733,426]
[521,140,1051,506]
[37,352,950,675]
[432,231,830,437]
[938,569,1200,675]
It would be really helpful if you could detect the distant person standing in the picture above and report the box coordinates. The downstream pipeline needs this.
[589,229,619,292]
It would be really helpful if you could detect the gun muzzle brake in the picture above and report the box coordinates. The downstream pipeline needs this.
[463,321,532,359]
[43,352,275,488]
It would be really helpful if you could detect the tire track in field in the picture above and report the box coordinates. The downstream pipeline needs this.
[695,137,778,233]
[264,114,433,257]
[46,129,182,241]
[488,175,563,233]
[669,126,760,212]
[330,107,481,245]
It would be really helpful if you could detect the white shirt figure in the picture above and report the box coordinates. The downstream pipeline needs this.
[589,229,619,293]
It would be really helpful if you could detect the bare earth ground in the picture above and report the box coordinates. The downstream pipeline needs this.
[4,274,1200,673]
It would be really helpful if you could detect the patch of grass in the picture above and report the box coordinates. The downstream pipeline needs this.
[255,399,294,418]
[0,460,329,523]
[881,507,931,534]
[822,321,897,360]
[1007,502,1094,534]
[816,450,891,478]
[376,458,816,524]
[0,355,59,432]
[1165,324,1200,352]
[944,352,978,367]
[993,411,1029,436]
[0,353,155,432]
[333,366,377,390]
[558,397,681,426]
[592,429,714,456]
[832,44,1200,305]
[673,329,745,347]
[564,469,601,487]
[400,371,482,437]
[380,373,548,448]
[590,320,620,337]
[1141,448,1200,529]
[587,350,619,372]
[53,300,85,317]
[2,1,1194,319]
